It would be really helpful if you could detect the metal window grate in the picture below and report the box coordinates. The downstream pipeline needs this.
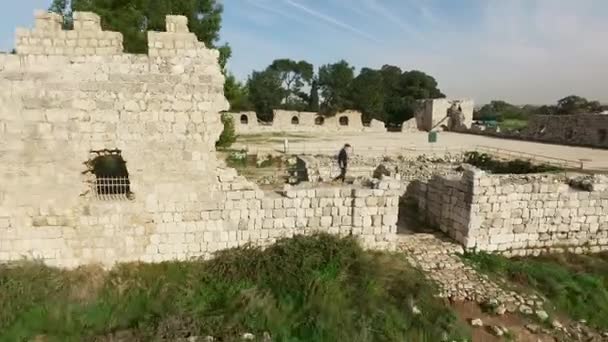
[93,177,132,200]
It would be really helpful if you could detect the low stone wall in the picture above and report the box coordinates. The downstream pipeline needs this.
[230,110,386,134]
[0,168,400,268]
[411,167,608,256]
[463,114,608,149]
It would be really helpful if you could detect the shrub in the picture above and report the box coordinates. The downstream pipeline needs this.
[0,235,470,341]
[226,150,247,168]
[464,151,562,174]
[216,113,236,148]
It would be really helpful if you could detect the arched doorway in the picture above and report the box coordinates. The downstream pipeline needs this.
[240,114,249,125]
[315,116,325,125]
[291,116,300,125]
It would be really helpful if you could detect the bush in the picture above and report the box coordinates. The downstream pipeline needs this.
[226,150,247,168]
[0,235,469,341]
[216,113,236,148]
[464,151,562,174]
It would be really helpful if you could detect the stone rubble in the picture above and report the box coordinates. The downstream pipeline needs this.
[397,232,537,307]
[397,232,608,341]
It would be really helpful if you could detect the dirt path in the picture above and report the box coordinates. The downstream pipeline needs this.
[234,131,608,171]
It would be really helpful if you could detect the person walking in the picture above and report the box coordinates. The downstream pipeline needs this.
[334,144,351,183]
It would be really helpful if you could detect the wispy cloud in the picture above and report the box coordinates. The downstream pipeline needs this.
[243,0,309,26]
[361,0,422,40]
[283,0,381,43]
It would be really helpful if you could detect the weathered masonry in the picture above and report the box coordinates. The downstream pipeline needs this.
[410,168,608,256]
[402,98,475,132]
[0,11,399,268]
[230,110,386,134]
[466,114,608,149]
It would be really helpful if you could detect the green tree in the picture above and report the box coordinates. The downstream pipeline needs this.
[557,95,590,114]
[308,78,320,112]
[216,113,236,148]
[350,68,385,122]
[247,69,284,121]
[268,59,314,108]
[318,60,355,114]
[474,100,533,123]
[49,0,230,67]
[224,73,251,112]
[381,66,444,124]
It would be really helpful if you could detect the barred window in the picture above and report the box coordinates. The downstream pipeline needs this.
[88,150,133,200]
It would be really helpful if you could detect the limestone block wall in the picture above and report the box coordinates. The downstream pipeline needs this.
[469,173,608,256]
[411,168,608,255]
[230,109,385,134]
[0,166,400,267]
[410,171,474,245]
[16,11,123,56]
[0,11,399,268]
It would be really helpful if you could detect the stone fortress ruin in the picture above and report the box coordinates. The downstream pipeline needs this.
[230,98,475,134]
[0,11,399,268]
[0,11,606,270]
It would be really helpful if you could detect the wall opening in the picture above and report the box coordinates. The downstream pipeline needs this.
[339,116,349,126]
[291,116,299,125]
[599,129,607,143]
[87,150,132,200]
[315,116,325,125]
[240,115,249,125]
[565,128,574,140]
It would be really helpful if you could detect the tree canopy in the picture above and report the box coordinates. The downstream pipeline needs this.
[225,59,446,124]
[556,95,603,115]
[247,69,284,121]
[318,60,356,114]
[49,0,230,67]
[350,65,445,124]
[268,59,314,108]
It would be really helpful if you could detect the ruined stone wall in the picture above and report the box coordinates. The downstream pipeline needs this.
[0,11,398,268]
[410,98,474,132]
[412,168,608,255]
[468,173,608,256]
[524,114,608,148]
[464,114,608,149]
[410,171,474,245]
[230,109,385,134]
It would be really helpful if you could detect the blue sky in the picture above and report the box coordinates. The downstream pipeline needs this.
[3,0,607,105]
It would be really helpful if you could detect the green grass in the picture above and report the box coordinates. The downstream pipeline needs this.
[0,234,469,341]
[463,252,608,330]
[498,119,528,131]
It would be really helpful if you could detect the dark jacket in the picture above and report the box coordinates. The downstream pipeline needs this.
[338,148,348,169]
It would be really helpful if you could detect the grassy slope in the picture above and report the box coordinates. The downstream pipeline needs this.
[0,235,469,342]
[463,252,608,330]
